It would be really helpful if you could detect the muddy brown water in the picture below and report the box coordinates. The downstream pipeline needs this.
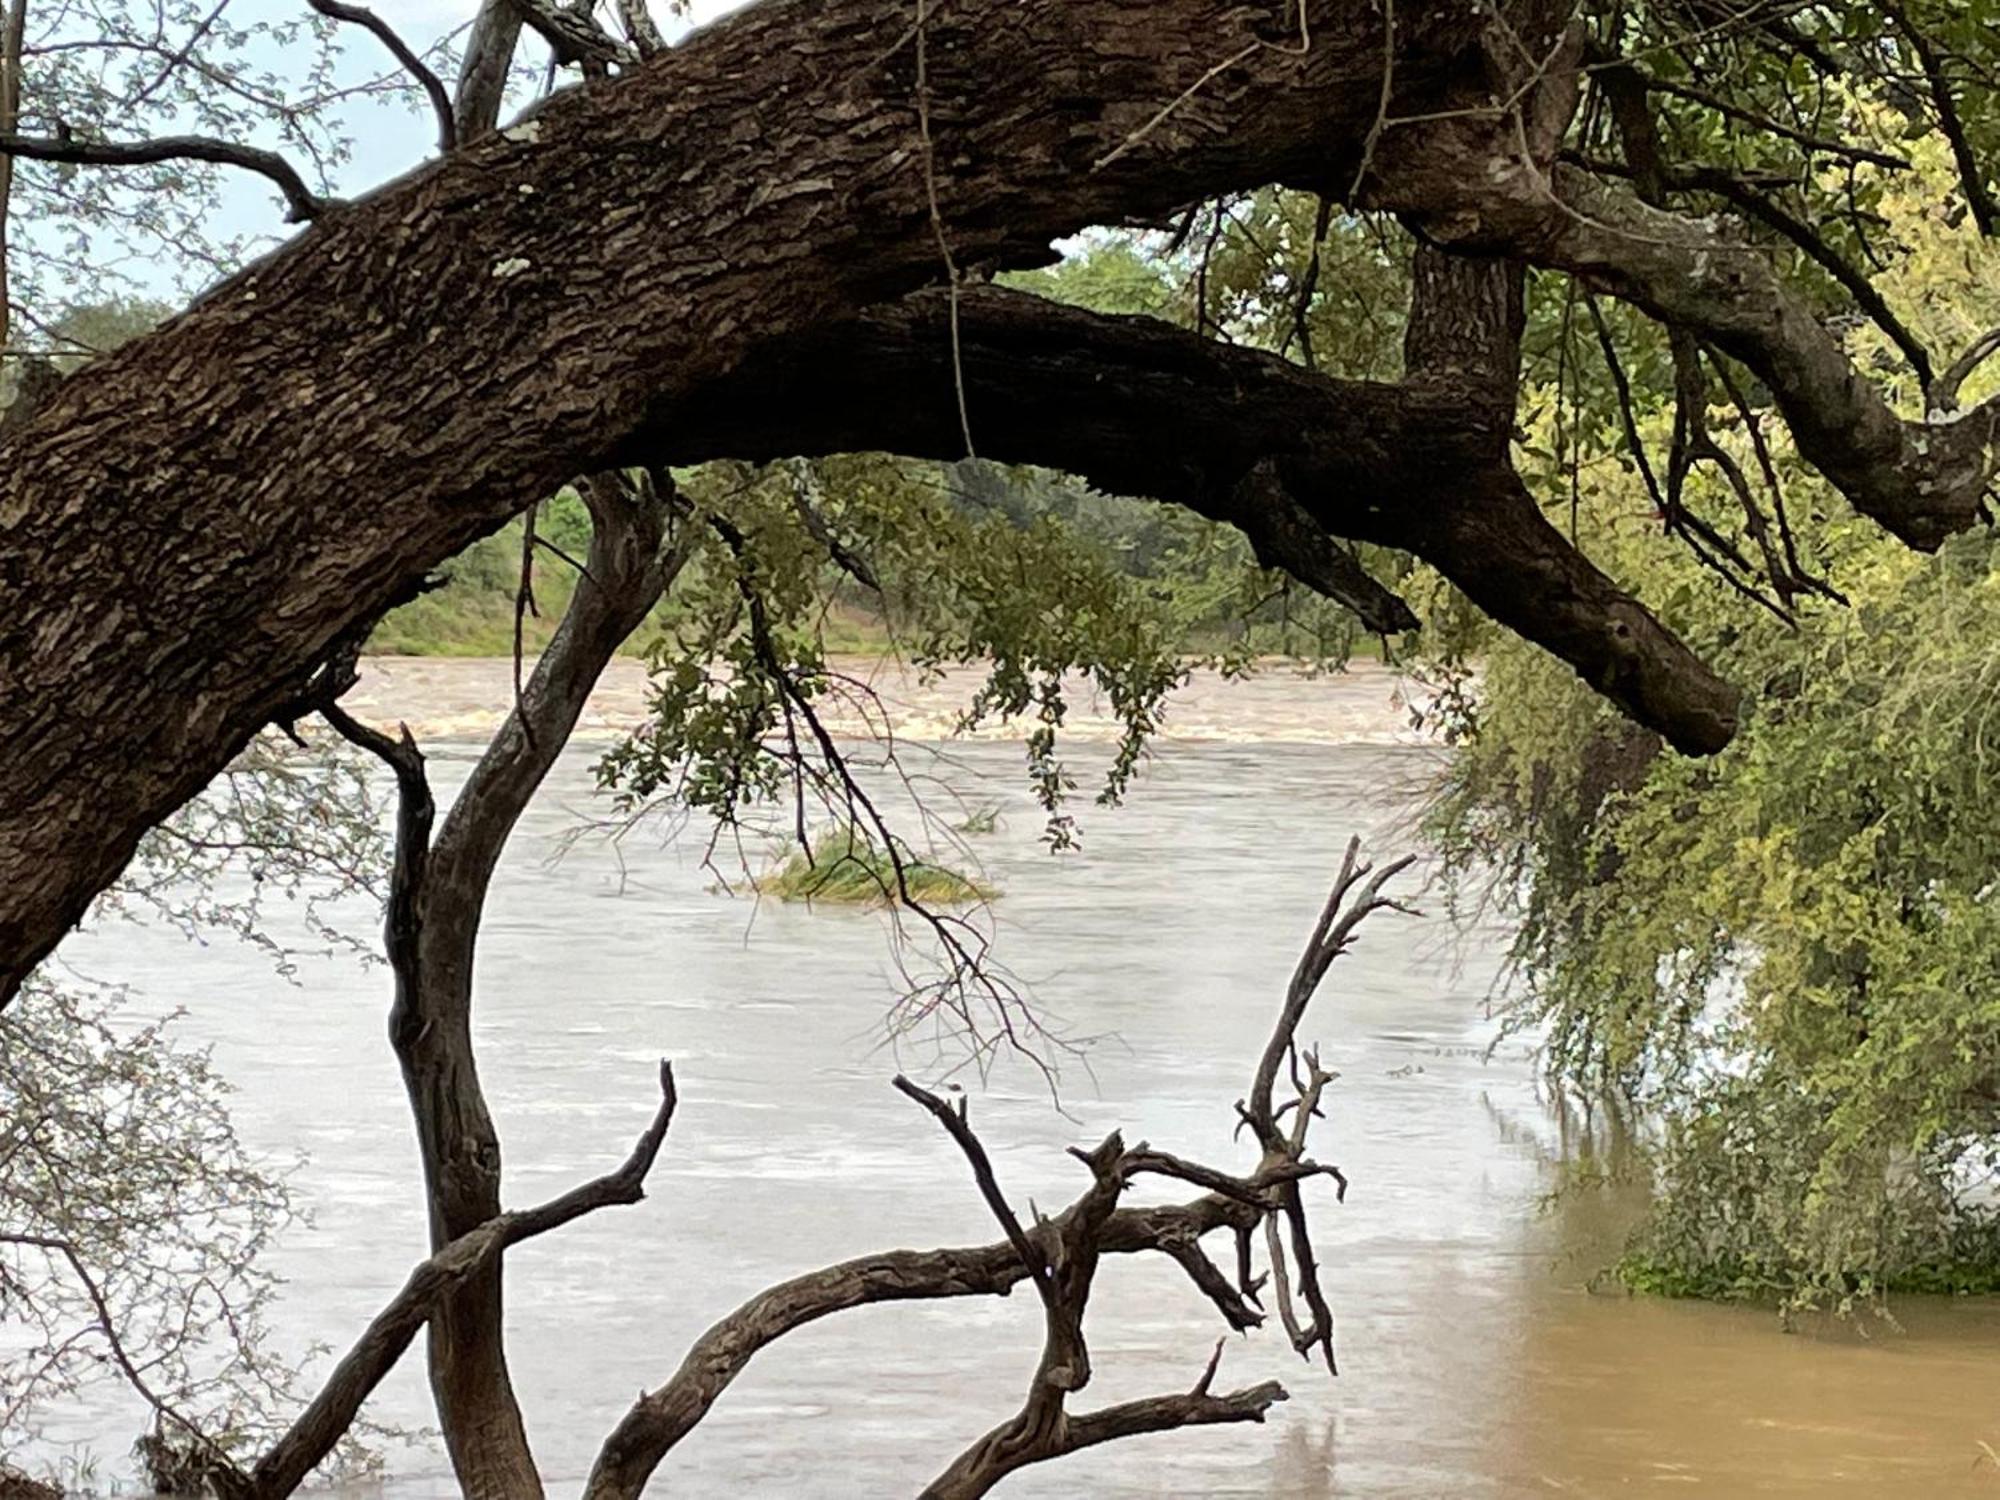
[27,667,2000,1496]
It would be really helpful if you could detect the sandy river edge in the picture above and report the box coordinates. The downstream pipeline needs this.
[344,655,1438,747]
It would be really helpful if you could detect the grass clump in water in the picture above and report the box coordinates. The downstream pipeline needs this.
[752,825,994,906]
[954,804,1001,836]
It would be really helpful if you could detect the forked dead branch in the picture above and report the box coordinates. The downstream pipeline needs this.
[589,837,1417,1499]
[116,836,1412,1499]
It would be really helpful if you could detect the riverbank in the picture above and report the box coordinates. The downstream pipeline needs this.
[343,654,1436,746]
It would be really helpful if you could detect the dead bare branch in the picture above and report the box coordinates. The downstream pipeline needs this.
[587,843,1416,1500]
[225,1064,677,1500]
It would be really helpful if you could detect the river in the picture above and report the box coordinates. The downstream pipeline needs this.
[26,667,2000,1496]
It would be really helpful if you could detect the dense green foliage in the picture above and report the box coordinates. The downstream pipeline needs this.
[751,825,992,907]
[1424,143,2000,1310]
[588,454,1223,849]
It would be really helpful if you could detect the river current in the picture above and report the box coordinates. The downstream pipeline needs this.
[31,712,2000,1496]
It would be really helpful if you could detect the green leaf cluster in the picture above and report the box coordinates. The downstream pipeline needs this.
[1423,145,2000,1307]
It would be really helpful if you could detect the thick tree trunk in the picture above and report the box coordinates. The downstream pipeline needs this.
[396,934,537,1500]
[342,475,684,1498]
[0,0,1490,999]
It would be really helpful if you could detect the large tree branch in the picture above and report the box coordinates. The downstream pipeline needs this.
[1567,150,1934,389]
[0,0,1492,1001]
[642,284,1739,753]
[0,0,25,350]
[1371,33,1999,551]
[452,0,523,142]
[513,0,634,69]
[1519,163,1997,548]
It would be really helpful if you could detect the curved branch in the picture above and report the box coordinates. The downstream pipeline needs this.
[514,0,634,68]
[319,701,432,982]
[1056,1376,1288,1450]
[589,846,1412,1500]
[892,1077,1051,1291]
[643,285,1739,753]
[428,470,686,898]
[921,1368,1286,1499]
[581,1192,1257,1500]
[0,129,325,221]
[1568,150,1934,388]
[1929,326,2000,415]
[305,0,455,153]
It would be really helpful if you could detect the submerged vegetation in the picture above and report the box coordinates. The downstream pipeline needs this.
[750,826,993,907]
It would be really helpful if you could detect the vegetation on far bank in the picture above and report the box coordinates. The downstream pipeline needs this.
[367,470,1393,664]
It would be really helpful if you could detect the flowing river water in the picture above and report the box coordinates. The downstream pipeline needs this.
[27,663,2000,1496]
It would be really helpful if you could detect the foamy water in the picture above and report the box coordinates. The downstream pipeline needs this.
[340,656,1437,748]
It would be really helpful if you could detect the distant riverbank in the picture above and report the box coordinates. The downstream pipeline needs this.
[343,654,1435,746]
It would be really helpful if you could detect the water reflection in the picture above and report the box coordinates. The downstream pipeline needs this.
[38,742,2000,1497]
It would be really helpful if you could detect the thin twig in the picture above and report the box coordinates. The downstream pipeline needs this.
[913,0,974,457]
[1093,43,1257,173]
[0,129,326,221]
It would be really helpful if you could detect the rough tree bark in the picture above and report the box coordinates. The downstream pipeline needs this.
[0,0,1491,1000]
[4,0,1992,996]
[323,472,688,1500]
